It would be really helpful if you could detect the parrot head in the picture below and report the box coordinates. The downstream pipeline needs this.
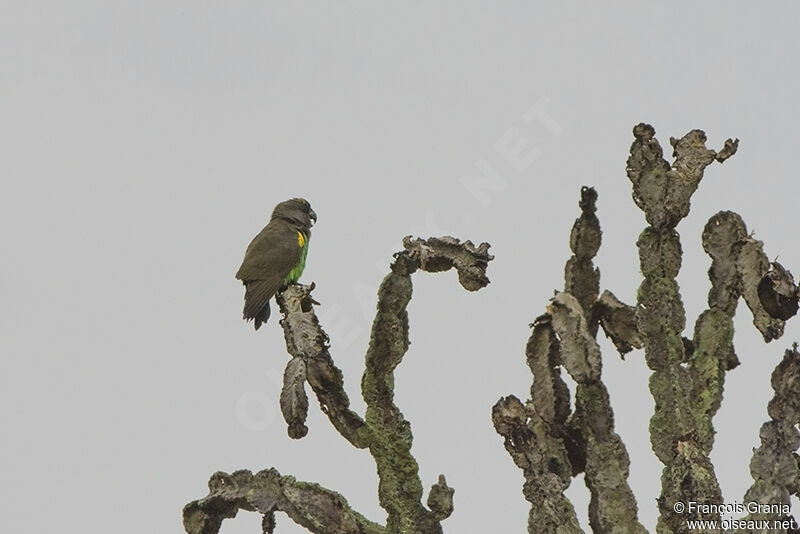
[271,198,317,232]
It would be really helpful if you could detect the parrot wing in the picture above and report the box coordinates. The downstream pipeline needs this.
[236,220,303,281]
[236,220,305,328]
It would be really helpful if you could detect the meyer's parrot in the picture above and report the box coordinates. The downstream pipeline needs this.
[235,198,317,330]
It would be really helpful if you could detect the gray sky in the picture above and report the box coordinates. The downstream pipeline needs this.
[3,2,799,533]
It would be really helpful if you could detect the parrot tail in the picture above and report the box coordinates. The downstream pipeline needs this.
[243,280,276,330]
[254,302,270,330]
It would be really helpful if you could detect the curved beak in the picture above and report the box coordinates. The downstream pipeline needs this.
[309,208,317,225]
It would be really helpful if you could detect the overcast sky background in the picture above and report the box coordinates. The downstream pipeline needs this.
[3,2,800,533]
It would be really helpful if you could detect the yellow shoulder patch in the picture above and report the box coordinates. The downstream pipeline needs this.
[297,231,305,247]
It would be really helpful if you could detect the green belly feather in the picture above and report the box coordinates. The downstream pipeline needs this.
[286,235,309,284]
